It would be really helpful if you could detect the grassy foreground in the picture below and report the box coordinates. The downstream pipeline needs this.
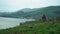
[0,21,60,34]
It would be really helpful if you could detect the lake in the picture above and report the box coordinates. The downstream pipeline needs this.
[0,17,34,29]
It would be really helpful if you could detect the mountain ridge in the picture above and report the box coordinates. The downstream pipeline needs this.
[0,6,60,19]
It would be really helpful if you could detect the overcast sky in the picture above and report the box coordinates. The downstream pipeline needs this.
[0,0,60,12]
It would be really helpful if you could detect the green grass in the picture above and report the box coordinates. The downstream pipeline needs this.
[0,21,60,34]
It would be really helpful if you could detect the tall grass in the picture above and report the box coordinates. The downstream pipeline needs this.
[0,21,60,34]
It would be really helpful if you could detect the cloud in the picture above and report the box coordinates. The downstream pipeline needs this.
[0,0,60,12]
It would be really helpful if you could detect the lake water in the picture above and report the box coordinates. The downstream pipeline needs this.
[0,17,34,29]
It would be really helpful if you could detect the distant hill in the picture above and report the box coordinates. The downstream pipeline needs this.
[0,6,60,19]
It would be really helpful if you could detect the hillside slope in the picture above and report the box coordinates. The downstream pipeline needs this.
[0,6,60,18]
[0,21,60,34]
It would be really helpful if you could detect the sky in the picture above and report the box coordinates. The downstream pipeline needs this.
[0,0,60,12]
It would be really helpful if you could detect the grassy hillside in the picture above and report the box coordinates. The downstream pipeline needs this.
[0,21,60,34]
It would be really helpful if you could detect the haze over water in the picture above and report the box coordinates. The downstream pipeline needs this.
[0,17,35,29]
